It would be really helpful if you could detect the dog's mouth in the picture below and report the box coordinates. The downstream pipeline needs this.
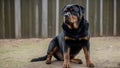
[64,14,78,25]
[65,20,73,25]
[64,17,73,25]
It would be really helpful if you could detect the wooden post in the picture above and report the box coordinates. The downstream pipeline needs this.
[100,0,103,36]
[2,0,5,38]
[113,0,117,36]
[15,0,21,38]
[35,0,39,38]
[86,0,89,21]
[56,0,59,36]
[42,0,48,38]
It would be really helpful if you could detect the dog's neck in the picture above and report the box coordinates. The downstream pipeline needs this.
[66,22,78,29]
[62,17,88,39]
[66,19,82,29]
[62,21,82,39]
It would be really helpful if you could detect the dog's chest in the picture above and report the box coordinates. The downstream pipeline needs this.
[65,40,83,55]
[62,23,83,39]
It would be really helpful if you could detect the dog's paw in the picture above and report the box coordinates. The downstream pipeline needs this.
[87,62,95,67]
[46,60,51,64]
[63,62,70,68]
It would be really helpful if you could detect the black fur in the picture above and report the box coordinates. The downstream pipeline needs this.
[31,4,89,63]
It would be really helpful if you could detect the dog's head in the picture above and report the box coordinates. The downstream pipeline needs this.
[62,4,85,25]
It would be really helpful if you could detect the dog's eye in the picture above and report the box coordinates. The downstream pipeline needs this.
[64,9,68,12]
[70,8,74,11]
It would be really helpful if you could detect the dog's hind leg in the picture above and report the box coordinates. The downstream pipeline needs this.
[54,50,64,61]
[46,37,59,64]
[46,46,58,64]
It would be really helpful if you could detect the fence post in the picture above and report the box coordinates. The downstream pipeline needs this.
[113,0,117,36]
[15,0,21,38]
[42,0,48,38]
[35,0,39,38]
[56,0,59,36]
[100,0,103,36]
[86,0,89,21]
[1,0,5,38]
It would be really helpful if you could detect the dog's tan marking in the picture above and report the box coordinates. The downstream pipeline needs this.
[67,25,72,29]
[73,21,79,29]
[79,36,88,40]
[46,46,58,64]
[63,48,70,68]
[65,36,75,40]
[71,58,83,64]
[83,46,94,67]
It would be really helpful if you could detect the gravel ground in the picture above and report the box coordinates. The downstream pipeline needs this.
[0,37,120,68]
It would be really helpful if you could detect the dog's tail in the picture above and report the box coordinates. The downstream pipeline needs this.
[31,55,47,62]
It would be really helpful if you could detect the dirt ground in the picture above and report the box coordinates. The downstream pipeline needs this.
[0,37,120,68]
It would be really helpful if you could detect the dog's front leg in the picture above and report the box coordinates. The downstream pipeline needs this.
[83,46,94,67]
[63,48,70,68]
[80,37,94,67]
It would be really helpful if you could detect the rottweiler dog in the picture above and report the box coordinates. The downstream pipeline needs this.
[31,4,95,68]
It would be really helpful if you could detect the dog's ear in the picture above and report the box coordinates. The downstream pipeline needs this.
[61,5,69,15]
[79,6,85,14]
[61,5,66,15]
[74,5,85,16]
[61,4,74,15]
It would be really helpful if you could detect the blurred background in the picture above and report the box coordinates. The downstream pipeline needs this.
[0,1,120,68]
[0,0,120,39]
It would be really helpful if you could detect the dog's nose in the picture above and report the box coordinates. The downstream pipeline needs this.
[64,14,69,18]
